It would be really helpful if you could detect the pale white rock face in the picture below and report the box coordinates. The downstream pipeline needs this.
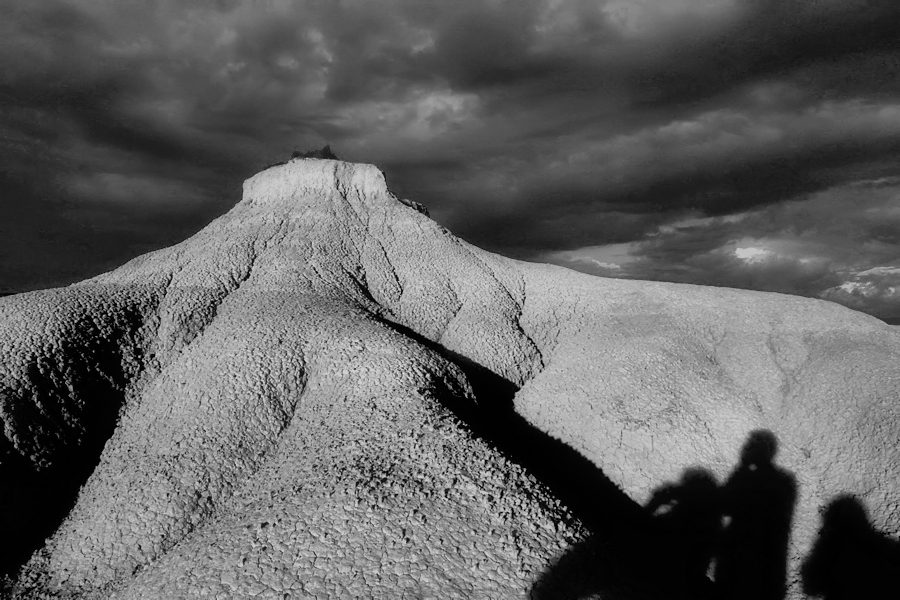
[1,159,898,599]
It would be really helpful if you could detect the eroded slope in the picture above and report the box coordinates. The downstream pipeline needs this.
[1,159,898,599]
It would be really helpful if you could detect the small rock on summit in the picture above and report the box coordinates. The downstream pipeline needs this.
[291,144,339,160]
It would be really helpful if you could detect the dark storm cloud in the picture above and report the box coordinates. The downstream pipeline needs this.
[617,0,900,107]
[550,179,900,318]
[821,267,900,319]
[2,0,899,316]
[392,0,900,257]
[449,98,900,257]
[405,0,900,112]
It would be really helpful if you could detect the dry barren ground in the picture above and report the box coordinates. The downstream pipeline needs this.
[2,160,898,599]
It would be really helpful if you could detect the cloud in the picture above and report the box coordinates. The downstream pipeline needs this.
[551,178,900,316]
[1,0,899,321]
[733,247,771,262]
[543,242,639,276]
[821,268,900,319]
[66,171,214,209]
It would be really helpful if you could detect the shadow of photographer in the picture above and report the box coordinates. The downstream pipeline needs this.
[801,495,900,599]
[645,468,720,595]
[716,430,796,600]
[383,328,895,600]
[530,429,798,600]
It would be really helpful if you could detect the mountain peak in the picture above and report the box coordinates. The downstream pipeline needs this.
[243,158,430,217]
[2,153,899,600]
[241,159,391,210]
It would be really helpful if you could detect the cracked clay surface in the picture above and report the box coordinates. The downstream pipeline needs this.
[1,159,898,599]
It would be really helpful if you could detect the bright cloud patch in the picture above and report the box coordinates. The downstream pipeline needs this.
[821,265,900,319]
[734,247,771,262]
[544,243,640,276]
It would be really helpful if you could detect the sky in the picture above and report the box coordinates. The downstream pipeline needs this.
[2,0,900,321]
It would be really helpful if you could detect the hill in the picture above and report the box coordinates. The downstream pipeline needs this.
[2,159,898,599]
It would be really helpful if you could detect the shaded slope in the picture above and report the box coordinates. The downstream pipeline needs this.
[0,286,161,578]
[0,159,898,599]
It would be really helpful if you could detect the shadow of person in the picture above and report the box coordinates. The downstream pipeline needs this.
[715,430,796,600]
[801,495,900,599]
[645,468,720,596]
[528,465,722,600]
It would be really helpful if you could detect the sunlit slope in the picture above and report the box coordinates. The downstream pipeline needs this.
[1,159,897,599]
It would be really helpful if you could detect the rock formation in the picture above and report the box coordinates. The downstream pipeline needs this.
[1,159,898,599]
[292,145,339,160]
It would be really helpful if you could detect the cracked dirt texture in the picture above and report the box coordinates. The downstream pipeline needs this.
[1,159,899,599]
